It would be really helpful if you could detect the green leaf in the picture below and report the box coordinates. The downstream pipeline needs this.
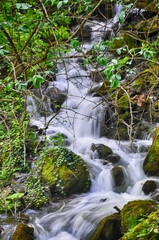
[111,59,118,65]
[104,65,113,81]
[84,58,88,66]
[30,75,45,89]
[116,74,121,81]
[98,57,108,66]
[99,45,106,51]
[70,38,81,50]
[111,78,120,88]
[118,11,125,24]
[5,82,14,91]
[15,3,32,10]
[0,49,9,56]
[44,70,54,76]
[57,1,63,9]
[7,192,24,200]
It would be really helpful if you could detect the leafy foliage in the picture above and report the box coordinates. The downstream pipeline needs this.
[0,0,95,188]
[122,207,159,240]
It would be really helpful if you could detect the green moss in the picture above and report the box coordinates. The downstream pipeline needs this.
[121,200,157,233]
[42,159,56,186]
[143,127,159,176]
[116,123,129,140]
[11,223,34,240]
[118,95,129,107]
[119,111,130,121]
[134,77,145,89]
[117,94,130,114]
[41,146,91,195]
[134,66,159,92]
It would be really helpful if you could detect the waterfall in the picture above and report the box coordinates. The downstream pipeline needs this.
[19,10,158,240]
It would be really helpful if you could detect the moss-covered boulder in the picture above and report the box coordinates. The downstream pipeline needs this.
[112,166,124,187]
[121,200,157,233]
[142,180,157,195]
[41,146,91,196]
[89,213,122,240]
[143,127,159,177]
[121,210,159,240]
[11,223,34,240]
[91,143,113,159]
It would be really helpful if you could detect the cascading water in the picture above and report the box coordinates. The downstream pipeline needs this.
[4,9,158,240]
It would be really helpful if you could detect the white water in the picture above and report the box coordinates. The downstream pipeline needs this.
[22,13,159,240]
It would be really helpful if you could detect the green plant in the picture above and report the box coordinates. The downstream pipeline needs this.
[24,173,49,209]
[139,40,158,60]
[115,0,134,24]
[103,57,129,88]
[0,187,24,215]
[123,208,159,240]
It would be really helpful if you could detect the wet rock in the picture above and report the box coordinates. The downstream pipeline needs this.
[138,144,150,153]
[107,154,121,164]
[26,89,52,117]
[11,182,26,194]
[11,173,29,194]
[123,8,148,27]
[100,198,107,202]
[90,71,105,83]
[91,143,113,159]
[143,127,159,177]
[27,86,66,117]
[121,200,157,233]
[134,121,150,139]
[44,86,66,112]
[74,24,91,41]
[142,180,157,195]
[104,29,114,41]
[41,146,91,196]
[89,213,122,240]
[11,223,34,240]
[88,86,101,95]
[94,80,111,97]
[0,226,3,235]
[112,166,124,187]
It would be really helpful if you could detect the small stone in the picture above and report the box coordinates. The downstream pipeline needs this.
[142,180,157,195]
[91,144,112,159]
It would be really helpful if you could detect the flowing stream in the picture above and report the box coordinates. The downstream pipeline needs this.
[3,9,159,240]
